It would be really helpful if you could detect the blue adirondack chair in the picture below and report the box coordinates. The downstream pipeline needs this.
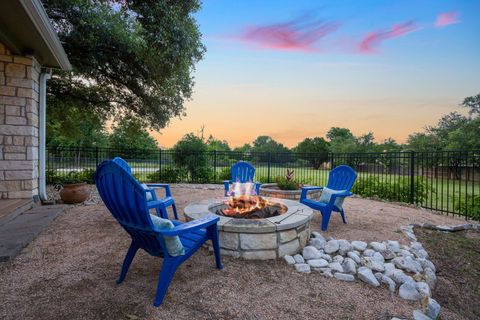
[95,160,223,306]
[113,157,178,219]
[300,165,357,231]
[223,161,261,196]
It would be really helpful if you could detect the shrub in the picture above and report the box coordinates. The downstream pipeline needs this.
[455,194,480,220]
[275,176,300,190]
[218,167,231,181]
[49,169,96,185]
[190,166,213,183]
[352,176,432,204]
[146,166,186,183]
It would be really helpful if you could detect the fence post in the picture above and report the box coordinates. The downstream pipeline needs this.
[409,151,415,204]
[95,147,99,167]
[329,153,334,169]
[158,149,162,175]
[213,150,217,183]
[267,152,271,182]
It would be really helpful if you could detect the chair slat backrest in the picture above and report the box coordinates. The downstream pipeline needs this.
[95,160,165,256]
[113,157,132,174]
[326,165,357,191]
[231,161,256,183]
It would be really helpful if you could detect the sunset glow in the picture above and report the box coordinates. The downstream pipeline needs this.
[153,0,480,148]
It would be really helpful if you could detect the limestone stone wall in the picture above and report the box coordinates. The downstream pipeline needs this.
[0,41,41,199]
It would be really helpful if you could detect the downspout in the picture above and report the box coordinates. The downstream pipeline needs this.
[38,70,52,201]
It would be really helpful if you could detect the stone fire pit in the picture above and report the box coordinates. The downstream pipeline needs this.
[184,197,314,260]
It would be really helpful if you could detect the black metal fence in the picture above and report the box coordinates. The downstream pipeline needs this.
[46,147,480,220]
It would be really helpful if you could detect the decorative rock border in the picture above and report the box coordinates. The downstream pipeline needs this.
[259,184,322,201]
[184,198,314,260]
[283,226,459,320]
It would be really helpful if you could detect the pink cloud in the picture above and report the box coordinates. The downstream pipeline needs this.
[235,16,340,52]
[358,21,418,54]
[435,11,460,27]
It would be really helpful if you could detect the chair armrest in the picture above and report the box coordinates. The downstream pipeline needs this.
[147,198,170,210]
[145,183,172,197]
[254,182,261,195]
[158,215,220,236]
[300,186,324,201]
[328,192,353,207]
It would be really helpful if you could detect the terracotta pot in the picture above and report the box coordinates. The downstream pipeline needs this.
[59,182,91,204]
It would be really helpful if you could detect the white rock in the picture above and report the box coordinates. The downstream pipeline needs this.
[392,256,423,273]
[322,269,333,278]
[392,270,412,284]
[418,258,436,273]
[410,242,423,251]
[361,257,385,272]
[342,258,357,275]
[303,246,321,260]
[414,249,429,259]
[387,240,401,253]
[424,267,437,290]
[293,254,305,264]
[308,258,329,268]
[309,238,326,250]
[338,239,353,255]
[333,255,344,264]
[319,253,333,262]
[329,262,344,273]
[425,298,441,319]
[384,263,397,277]
[295,263,311,273]
[358,267,380,287]
[373,252,385,263]
[412,310,432,320]
[370,241,387,252]
[311,231,325,240]
[363,249,375,257]
[399,282,421,300]
[324,240,340,254]
[416,281,431,298]
[398,249,414,257]
[374,272,383,281]
[381,275,396,292]
[284,255,295,265]
[352,250,361,256]
[347,251,361,264]
[351,241,367,251]
[334,273,355,281]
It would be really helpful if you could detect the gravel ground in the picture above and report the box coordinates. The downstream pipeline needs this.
[0,185,471,320]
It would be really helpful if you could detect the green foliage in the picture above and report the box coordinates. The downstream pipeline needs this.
[295,137,330,169]
[326,127,360,154]
[455,194,480,220]
[44,0,205,146]
[49,169,96,185]
[251,136,291,162]
[218,167,232,181]
[147,166,186,183]
[172,133,211,182]
[275,177,300,190]
[352,176,432,204]
[206,135,231,152]
[109,117,158,158]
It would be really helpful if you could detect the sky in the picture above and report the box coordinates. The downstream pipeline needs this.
[152,0,480,148]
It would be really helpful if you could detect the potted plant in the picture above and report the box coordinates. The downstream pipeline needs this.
[57,171,91,204]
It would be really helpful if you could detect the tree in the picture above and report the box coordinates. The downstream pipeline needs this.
[109,117,158,159]
[206,135,231,152]
[44,0,205,133]
[251,136,291,162]
[172,133,210,182]
[326,127,358,154]
[461,93,480,117]
[295,137,330,169]
[406,133,439,152]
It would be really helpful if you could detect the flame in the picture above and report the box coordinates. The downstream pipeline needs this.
[223,182,269,216]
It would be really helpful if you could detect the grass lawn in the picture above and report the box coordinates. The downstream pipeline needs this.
[415,227,480,320]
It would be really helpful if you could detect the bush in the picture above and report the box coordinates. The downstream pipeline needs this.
[456,194,480,220]
[146,166,186,183]
[190,166,213,183]
[49,168,96,185]
[218,167,231,181]
[352,176,432,204]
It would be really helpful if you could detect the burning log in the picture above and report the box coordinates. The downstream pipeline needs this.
[216,195,287,219]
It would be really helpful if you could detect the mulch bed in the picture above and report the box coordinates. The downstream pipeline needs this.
[414,227,480,320]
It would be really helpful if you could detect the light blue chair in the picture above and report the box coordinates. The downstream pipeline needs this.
[300,165,357,231]
[223,161,261,196]
[113,157,178,219]
[95,160,223,307]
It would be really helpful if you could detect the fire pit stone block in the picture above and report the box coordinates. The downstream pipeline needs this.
[184,197,314,260]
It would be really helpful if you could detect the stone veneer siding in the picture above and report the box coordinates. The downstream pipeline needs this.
[0,41,41,199]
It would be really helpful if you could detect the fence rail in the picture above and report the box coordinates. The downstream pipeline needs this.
[46,147,480,220]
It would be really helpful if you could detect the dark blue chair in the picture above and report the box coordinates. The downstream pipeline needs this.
[95,160,223,307]
[113,157,178,219]
[223,161,261,196]
[300,165,357,231]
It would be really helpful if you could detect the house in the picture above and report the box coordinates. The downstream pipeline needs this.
[0,0,70,217]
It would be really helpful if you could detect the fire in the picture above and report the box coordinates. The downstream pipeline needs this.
[223,182,269,216]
